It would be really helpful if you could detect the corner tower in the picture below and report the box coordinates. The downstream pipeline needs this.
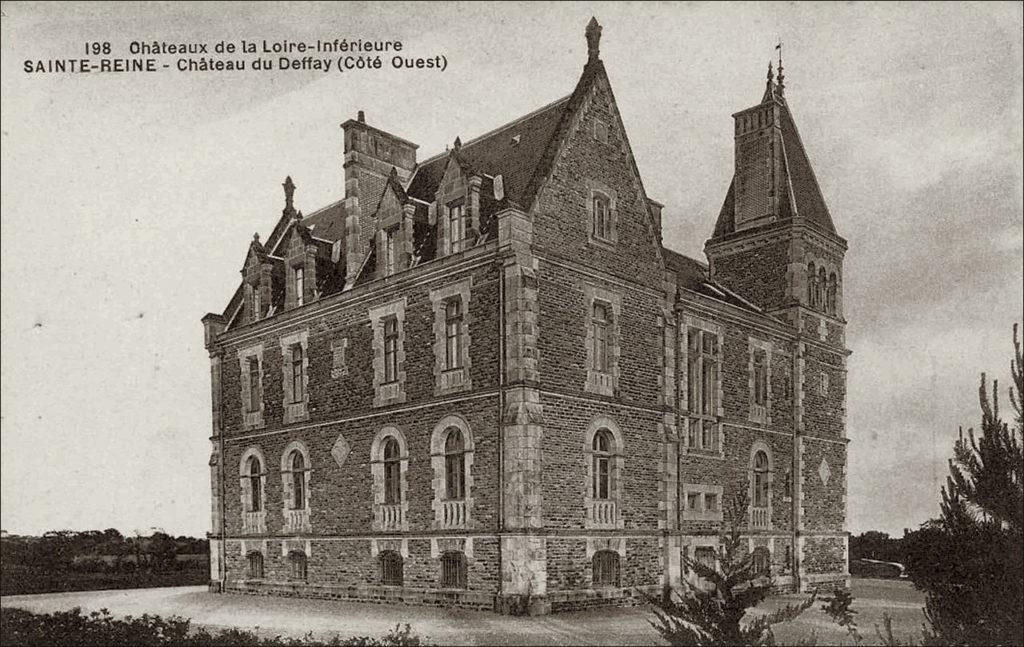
[705,63,847,337]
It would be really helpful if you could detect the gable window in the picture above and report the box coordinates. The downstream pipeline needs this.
[594,119,608,144]
[247,551,264,579]
[593,194,612,241]
[289,344,304,403]
[383,438,401,505]
[247,358,261,412]
[288,550,307,581]
[592,550,620,587]
[445,298,463,370]
[294,266,304,307]
[444,428,466,501]
[380,551,403,586]
[440,551,467,589]
[383,227,398,277]
[383,316,399,383]
[592,429,613,499]
[687,327,720,451]
[592,302,610,372]
[448,201,465,247]
[753,349,768,407]
[247,455,263,512]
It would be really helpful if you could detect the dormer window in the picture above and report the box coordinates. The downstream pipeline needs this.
[383,227,398,277]
[250,286,261,322]
[448,201,465,248]
[294,267,304,307]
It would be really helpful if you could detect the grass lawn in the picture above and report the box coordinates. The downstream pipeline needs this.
[1,578,926,646]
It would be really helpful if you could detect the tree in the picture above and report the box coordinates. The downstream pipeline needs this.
[647,491,816,646]
[905,324,1024,645]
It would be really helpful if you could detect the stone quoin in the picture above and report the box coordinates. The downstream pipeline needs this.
[201,18,850,614]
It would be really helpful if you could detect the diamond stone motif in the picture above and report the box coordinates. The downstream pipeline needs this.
[331,434,350,468]
[818,458,831,485]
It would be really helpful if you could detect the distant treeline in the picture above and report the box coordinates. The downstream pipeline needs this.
[1,529,209,595]
[849,526,950,579]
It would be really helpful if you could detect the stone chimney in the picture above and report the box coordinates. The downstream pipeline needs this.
[340,112,418,282]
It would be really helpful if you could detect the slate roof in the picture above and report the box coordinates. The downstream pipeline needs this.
[713,89,836,239]
[662,247,763,314]
[406,95,571,208]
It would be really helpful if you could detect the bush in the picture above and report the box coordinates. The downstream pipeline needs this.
[0,607,425,647]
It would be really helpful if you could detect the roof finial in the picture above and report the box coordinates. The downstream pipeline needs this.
[253,232,260,244]
[586,17,602,64]
[283,175,296,212]
[357,110,365,123]
[767,60,774,83]
[453,136,462,151]
[776,40,785,96]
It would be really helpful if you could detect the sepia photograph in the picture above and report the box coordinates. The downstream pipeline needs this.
[1,2,1022,645]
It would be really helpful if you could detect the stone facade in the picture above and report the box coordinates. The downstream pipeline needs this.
[201,19,850,614]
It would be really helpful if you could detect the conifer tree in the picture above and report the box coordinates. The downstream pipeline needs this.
[905,324,1024,645]
[647,491,816,646]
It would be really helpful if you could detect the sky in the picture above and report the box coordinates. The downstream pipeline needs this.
[1,1,1021,539]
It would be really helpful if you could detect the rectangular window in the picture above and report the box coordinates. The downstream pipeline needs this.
[753,348,768,406]
[290,345,304,403]
[687,328,720,451]
[592,302,610,372]
[294,266,304,306]
[384,227,398,277]
[448,201,464,247]
[247,358,261,412]
[686,492,700,511]
[694,546,716,570]
[445,298,463,370]
[705,493,718,512]
[593,195,611,240]
[383,316,399,383]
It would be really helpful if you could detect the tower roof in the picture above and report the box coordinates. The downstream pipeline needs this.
[712,76,837,240]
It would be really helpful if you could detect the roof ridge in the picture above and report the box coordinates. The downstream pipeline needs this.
[415,94,572,167]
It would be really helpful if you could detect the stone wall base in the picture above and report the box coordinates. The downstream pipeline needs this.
[224,580,496,611]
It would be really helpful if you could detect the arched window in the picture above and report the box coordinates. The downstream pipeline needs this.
[816,266,827,311]
[380,550,403,586]
[444,428,466,500]
[289,450,306,510]
[440,551,467,589]
[753,450,770,508]
[383,438,401,505]
[288,550,307,581]
[592,429,613,500]
[247,455,263,512]
[752,546,771,576]
[806,262,817,307]
[827,272,838,315]
[592,550,620,587]
[247,551,264,579]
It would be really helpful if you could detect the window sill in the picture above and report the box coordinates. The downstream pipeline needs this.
[587,234,617,250]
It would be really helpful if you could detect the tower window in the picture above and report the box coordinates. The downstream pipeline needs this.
[591,429,613,500]
[247,358,261,412]
[444,298,463,370]
[383,437,401,505]
[592,302,610,372]
[290,344,304,403]
[444,427,466,500]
